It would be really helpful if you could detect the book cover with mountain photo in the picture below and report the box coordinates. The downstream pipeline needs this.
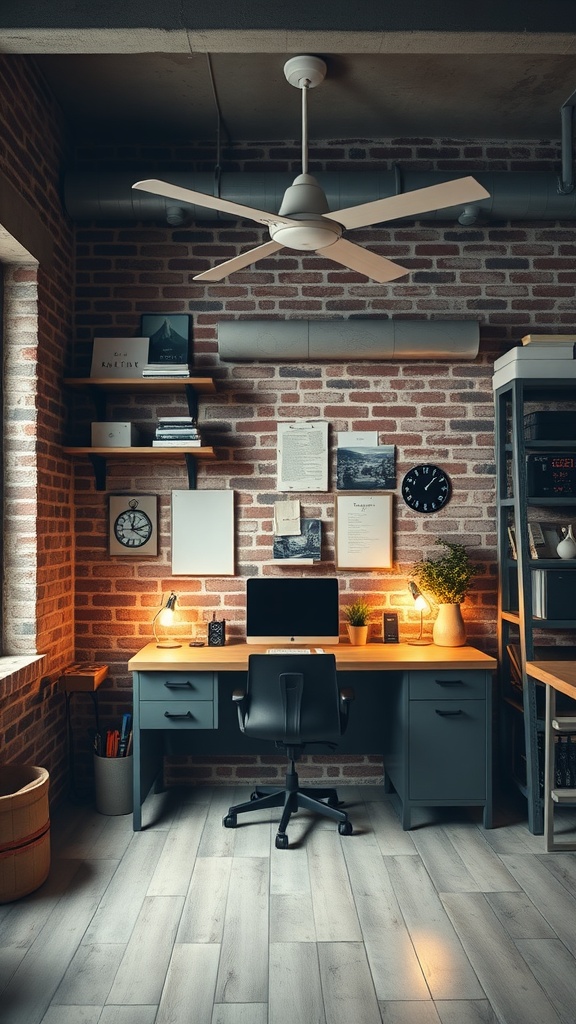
[141,314,190,364]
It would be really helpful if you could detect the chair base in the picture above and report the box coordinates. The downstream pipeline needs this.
[222,764,353,848]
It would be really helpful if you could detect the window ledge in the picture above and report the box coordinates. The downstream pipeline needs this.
[0,654,46,682]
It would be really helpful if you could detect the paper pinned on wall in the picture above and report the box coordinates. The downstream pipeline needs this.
[171,490,235,575]
[337,430,379,448]
[274,499,301,536]
[277,421,328,492]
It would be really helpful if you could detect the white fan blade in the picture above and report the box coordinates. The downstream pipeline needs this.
[324,238,408,283]
[325,176,490,230]
[133,179,295,228]
[193,240,284,281]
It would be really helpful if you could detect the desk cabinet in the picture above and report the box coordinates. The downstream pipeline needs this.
[133,668,218,829]
[384,669,492,829]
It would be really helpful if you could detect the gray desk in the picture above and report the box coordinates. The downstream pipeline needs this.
[128,641,496,831]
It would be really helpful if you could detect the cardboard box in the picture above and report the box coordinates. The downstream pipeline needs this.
[91,422,140,447]
[493,347,576,390]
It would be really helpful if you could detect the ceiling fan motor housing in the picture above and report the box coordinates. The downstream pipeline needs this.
[273,172,342,250]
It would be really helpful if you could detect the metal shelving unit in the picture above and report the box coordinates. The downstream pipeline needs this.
[494,373,576,834]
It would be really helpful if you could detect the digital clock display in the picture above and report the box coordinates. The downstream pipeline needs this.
[527,454,576,496]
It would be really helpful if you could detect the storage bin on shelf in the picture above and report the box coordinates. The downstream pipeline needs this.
[0,765,50,903]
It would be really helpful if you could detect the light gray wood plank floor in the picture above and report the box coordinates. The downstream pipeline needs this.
[1,786,576,1024]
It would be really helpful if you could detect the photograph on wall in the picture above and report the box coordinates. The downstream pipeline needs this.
[336,493,393,569]
[273,518,322,563]
[108,494,158,556]
[140,314,191,364]
[336,444,396,490]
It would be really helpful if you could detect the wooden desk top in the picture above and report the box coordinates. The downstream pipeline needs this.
[526,660,576,701]
[129,641,496,674]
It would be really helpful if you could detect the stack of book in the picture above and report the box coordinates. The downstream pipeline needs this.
[153,416,202,447]
[142,363,191,378]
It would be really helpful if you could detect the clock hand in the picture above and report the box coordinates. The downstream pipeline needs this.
[423,475,438,490]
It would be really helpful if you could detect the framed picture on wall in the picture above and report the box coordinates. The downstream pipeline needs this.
[335,493,393,569]
[109,495,158,556]
[140,314,191,364]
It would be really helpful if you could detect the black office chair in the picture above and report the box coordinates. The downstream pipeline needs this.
[222,653,354,848]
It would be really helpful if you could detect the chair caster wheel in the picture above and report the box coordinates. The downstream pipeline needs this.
[338,820,353,836]
[223,814,237,828]
[250,791,259,801]
[275,833,289,849]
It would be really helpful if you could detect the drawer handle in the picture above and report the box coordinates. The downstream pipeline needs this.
[435,680,464,686]
[435,709,463,717]
[164,681,193,689]
[164,710,194,720]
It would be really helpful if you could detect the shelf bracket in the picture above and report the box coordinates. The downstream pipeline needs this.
[184,385,199,422]
[89,454,107,491]
[185,454,197,489]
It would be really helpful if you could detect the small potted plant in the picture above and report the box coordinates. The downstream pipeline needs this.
[410,539,476,646]
[343,599,371,646]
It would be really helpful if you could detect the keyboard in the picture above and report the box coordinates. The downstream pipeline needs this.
[265,648,324,655]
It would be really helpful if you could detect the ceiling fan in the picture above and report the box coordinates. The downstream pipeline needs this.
[133,55,490,284]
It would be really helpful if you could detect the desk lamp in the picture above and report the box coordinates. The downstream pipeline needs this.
[152,591,181,649]
[407,581,431,646]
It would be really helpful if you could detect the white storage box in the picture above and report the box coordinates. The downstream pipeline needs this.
[91,422,140,447]
[492,346,576,391]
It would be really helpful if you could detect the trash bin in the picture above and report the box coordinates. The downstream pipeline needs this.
[93,754,133,815]
[0,765,50,903]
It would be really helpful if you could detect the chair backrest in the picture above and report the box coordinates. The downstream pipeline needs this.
[242,654,343,745]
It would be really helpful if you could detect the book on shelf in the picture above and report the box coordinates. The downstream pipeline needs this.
[152,438,203,447]
[528,521,565,559]
[142,369,191,378]
[157,415,197,424]
[154,433,201,441]
[522,334,576,345]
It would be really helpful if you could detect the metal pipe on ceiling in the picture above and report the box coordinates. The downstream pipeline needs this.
[64,169,576,223]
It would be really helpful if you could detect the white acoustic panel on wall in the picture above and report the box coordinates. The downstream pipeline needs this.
[171,490,235,575]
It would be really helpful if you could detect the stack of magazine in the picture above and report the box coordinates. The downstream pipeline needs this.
[142,363,190,378]
[153,416,202,447]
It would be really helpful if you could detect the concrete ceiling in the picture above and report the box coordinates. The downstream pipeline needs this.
[2,3,576,145]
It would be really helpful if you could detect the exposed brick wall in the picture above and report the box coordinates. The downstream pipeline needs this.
[0,56,76,805]
[65,136,576,787]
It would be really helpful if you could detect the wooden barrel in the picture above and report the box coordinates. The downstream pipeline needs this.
[0,766,50,903]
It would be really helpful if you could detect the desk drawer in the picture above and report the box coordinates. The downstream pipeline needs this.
[138,671,215,701]
[140,700,215,729]
[408,670,487,700]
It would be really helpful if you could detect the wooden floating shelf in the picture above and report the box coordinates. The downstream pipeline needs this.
[63,377,216,395]
[62,446,216,490]
[63,446,216,457]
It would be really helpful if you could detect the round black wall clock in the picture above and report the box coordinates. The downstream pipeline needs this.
[401,464,451,514]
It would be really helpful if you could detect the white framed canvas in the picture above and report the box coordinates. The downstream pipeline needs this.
[171,490,235,575]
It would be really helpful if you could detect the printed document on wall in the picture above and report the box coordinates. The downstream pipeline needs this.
[277,421,328,492]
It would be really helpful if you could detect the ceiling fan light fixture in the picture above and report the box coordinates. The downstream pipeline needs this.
[270,218,342,251]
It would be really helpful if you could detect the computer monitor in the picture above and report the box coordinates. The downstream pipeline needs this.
[246,577,340,645]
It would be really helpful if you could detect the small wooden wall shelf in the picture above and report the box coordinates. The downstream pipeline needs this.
[62,375,217,489]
